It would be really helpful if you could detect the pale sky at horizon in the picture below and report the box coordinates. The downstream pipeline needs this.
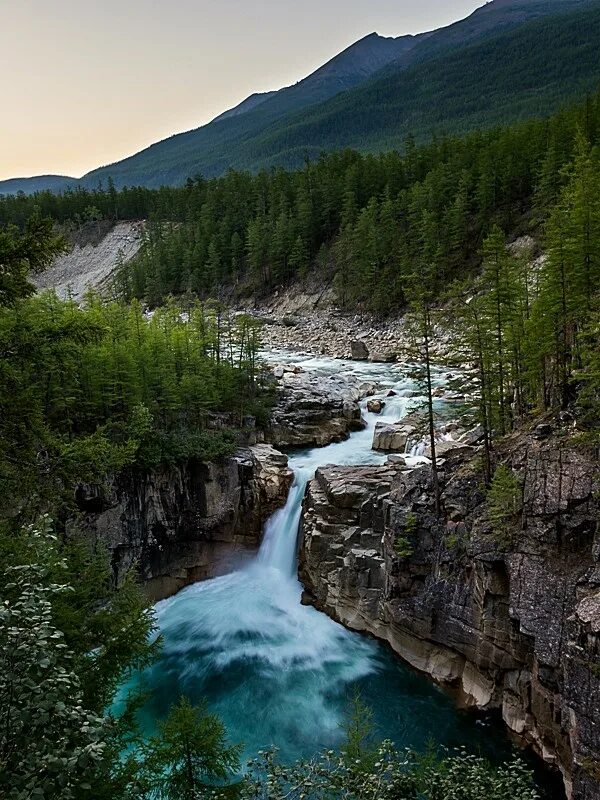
[1,0,484,180]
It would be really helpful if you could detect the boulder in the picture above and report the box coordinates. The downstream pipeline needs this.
[387,454,407,466]
[369,350,397,363]
[358,381,378,399]
[367,399,385,414]
[425,441,474,461]
[459,425,485,446]
[372,421,416,452]
[534,423,554,439]
[267,371,365,448]
[350,340,369,360]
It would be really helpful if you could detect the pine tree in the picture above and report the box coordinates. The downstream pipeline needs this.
[140,697,241,800]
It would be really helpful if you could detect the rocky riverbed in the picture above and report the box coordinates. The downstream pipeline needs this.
[255,308,456,362]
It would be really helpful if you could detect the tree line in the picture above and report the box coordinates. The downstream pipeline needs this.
[0,219,265,521]
[1,92,599,316]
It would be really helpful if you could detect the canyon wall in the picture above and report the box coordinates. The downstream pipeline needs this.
[299,431,600,799]
[74,444,292,600]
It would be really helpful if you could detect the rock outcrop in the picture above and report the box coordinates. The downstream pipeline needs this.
[350,340,370,360]
[75,444,292,600]
[267,369,366,447]
[299,433,600,799]
[372,422,412,452]
[371,411,427,452]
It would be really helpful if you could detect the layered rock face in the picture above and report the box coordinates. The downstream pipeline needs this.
[299,435,600,798]
[75,444,292,600]
[267,368,366,447]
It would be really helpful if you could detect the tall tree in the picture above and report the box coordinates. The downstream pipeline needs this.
[140,697,241,800]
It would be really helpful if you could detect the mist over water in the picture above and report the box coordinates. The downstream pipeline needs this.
[117,353,512,766]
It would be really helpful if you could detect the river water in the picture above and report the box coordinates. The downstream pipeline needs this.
[116,353,552,784]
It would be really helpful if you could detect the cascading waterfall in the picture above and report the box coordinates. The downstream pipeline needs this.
[256,469,311,575]
[115,353,512,767]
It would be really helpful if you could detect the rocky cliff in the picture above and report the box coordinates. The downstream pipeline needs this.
[299,431,600,799]
[75,444,292,600]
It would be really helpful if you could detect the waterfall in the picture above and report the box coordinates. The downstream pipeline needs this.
[257,469,311,576]
[113,353,505,770]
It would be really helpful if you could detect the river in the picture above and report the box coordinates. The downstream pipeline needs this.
[115,352,556,789]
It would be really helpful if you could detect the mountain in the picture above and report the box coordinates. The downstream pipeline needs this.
[81,31,421,189]
[0,174,77,195]
[81,0,600,188]
[239,0,600,170]
[1,0,598,194]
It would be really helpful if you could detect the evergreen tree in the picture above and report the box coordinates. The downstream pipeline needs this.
[140,697,241,800]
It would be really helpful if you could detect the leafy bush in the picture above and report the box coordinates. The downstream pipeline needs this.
[0,519,107,799]
[233,743,539,800]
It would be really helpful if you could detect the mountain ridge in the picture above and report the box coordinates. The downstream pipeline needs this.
[83,0,599,187]
[1,0,598,194]
[80,31,420,187]
[0,174,78,195]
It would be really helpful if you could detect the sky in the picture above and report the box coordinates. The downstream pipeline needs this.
[0,0,484,180]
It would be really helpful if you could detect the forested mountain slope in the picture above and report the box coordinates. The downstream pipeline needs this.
[0,174,77,195]
[2,0,595,193]
[0,32,417,195]
[219,1,600,172]
[83,0,596,187]
[81,32,419,188]
[211,91,277,123]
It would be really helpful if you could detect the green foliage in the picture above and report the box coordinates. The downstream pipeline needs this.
[340,693,379,773]
[139,696,241,800]
[236,742,539,800]
[486,466,523,548]
[0,518,107,799]
[0,516,159,800]
[524,135,600,409]
[0,213,66,306]
[0,258,264,516]
[135,429,237,470]
[3,92,600,318]
[394,512,417,559]
[581,756,600,782]
[442,122,600,490]
[577,302,600,430]
[0,515,157,714]
[418,748,539,800]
